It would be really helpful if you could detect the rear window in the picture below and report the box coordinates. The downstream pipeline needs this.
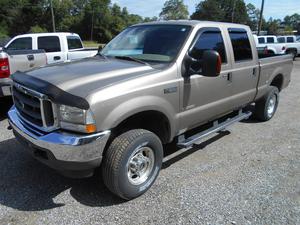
[38,36,61,52]
[67,36,83,50]
[266,37,275,43]
[228,28,253,62]
[287,37,294,43]
[277,37,285,43]
[258,37,265,44]
[7,37,32,50]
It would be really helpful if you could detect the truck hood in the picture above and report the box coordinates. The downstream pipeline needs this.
[25,56,156,98]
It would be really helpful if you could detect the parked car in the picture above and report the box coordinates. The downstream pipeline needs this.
[8,21,293,200]
[277,35,300,59]
[4,32,98,64]
[253,35,287,55]
[0,49,47,97]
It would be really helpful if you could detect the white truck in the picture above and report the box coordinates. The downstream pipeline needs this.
[0,49,47,97]
[4,33,98,64]
[253,35,286,55]
[277,35,300,58]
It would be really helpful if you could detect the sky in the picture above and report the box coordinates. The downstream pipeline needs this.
[111,0,300,20]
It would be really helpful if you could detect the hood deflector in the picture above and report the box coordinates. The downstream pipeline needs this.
[11,71,90,110]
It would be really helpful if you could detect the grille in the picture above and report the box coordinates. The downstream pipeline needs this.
[12,83,57,131]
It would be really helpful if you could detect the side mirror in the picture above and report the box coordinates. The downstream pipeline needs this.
[202,50,222,77]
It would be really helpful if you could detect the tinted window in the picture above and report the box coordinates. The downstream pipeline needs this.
[38,36,61,52]
[67,36,83,49]
[228,29,253,61]
[277,37,285,43]
[258,37,265,44]
[287,37,294,43]
[190,30,227,63]
[7,37,32,50]
[267,37,274,43]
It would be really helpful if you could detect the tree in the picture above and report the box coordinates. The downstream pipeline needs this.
[246,3,259,31]
[191,0,248,24]
[267,18,281,35]
[159,0,189,20]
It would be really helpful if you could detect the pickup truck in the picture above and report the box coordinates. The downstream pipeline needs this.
[8,21,293,200]
[4,32,98,64]
[253,35,287,55]
[0,49,47,97]
[277,35,300,58]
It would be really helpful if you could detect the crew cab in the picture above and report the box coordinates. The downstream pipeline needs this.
[4,33,98,64]
[8,21,293,200]
[0,49,46,97]
[277,35,300,58]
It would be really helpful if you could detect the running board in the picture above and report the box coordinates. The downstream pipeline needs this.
[177,110,252,148]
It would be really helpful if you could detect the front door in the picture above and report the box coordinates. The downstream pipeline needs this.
[179,27,233,131]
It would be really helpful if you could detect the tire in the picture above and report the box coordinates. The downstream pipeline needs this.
[254,86,279,121]
[102,129,163,200]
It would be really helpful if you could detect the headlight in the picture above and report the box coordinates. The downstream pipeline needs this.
[59,105,96,133]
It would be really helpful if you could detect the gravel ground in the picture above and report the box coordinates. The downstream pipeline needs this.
[0,60,299,225]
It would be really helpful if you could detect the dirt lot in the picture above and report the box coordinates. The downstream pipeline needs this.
[0,60,299,225]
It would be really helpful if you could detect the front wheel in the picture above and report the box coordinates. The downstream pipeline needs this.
[254,86,279,121]
[102,129,163,200]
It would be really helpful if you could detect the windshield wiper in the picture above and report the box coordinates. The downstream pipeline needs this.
[114,55,149,66]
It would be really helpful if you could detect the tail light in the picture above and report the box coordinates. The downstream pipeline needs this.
[0,57,10,78]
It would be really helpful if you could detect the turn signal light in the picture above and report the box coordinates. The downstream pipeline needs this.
[85,124,97,133]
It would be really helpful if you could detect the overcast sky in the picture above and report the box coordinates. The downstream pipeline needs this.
[111,0,300,20]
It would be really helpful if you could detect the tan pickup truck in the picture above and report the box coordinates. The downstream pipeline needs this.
[0,49,46,97]
[8,21,293,200]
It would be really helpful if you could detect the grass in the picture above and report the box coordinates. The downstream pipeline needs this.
[82,41,105,48]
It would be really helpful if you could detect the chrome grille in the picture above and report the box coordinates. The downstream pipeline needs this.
[12,83,57,131]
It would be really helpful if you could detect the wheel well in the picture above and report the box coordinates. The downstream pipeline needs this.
[286,48,297,54]
[270,74,283,91]
[112,110,171,144]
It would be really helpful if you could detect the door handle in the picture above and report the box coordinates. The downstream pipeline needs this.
[54,56,61,61]
[27,54,34,61]
[222,72,232,81]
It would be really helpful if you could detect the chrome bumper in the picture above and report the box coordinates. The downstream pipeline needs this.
[8,106,111,163]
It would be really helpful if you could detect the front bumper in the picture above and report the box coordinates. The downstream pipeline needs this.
[8,107,111,177]
[0,78,12,97]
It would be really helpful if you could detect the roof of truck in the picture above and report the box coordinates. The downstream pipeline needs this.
[134,20,250,29]
[12,32,80,38]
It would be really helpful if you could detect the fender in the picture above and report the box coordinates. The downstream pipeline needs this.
[96,95,178,141]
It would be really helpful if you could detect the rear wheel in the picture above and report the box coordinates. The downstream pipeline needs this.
[254,86,279,121]
[102,129,163,200]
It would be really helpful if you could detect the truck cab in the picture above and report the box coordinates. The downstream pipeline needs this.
[5,33,98,64]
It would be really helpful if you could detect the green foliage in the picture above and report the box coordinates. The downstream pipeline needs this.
[29,25,47,33]
[191,0,248,24]
[159,0,189,20]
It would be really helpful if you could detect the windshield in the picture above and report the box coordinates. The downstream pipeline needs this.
[101,25,192,63]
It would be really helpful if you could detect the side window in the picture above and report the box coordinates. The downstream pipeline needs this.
[228,28,253,62]
[277,37,285,43]
[190,30,227,63]
[287,37,294,43]
[267,37,274,43]
[67,36,83,50]
[6,37,32,50]
[258,37,265,44]
[38,36,61,52]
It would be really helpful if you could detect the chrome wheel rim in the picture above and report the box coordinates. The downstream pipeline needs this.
[127,146,155,185]
[267,94,277,118]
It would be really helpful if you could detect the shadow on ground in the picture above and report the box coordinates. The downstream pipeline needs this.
[0,131,231,211]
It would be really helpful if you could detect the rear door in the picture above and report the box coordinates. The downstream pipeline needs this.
[226,28,259,109]
[37,36,65,64]
[179,27,233,130]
